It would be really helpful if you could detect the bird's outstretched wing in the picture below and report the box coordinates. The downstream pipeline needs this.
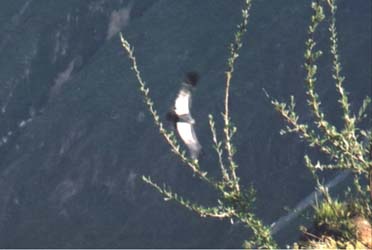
[176,121,201,160]
[174,87,191,116]
[174,71,199,117]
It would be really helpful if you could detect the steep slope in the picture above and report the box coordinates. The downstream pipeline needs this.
[0,0,370,248]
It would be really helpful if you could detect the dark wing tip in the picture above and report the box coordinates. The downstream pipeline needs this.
[185,71,199,87]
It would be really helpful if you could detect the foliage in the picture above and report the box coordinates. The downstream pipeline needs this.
[313,199,355,240]
[269,0,372,247]
[270,0,371,193]
[294,235,369,250]
[120,0,277,248]
[120,0,371,248]
[296,203,372,249]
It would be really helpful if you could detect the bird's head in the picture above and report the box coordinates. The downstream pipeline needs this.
[184,71,199,87]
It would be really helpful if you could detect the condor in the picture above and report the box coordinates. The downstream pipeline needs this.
[166,72,202,160]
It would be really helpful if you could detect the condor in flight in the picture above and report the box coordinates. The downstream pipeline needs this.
[166,72,202,160]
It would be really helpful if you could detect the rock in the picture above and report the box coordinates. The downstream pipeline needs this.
[353,216,372,249]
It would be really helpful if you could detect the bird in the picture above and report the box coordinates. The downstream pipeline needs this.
[166,72,202,160]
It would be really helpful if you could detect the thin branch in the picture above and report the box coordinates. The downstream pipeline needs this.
[356,96,371,124]
[303,2,369,170]
[142,176,235,219]
[120,34,215,186]
[209,114,230,183]
[327,0,351,126]
[223,0,252,193]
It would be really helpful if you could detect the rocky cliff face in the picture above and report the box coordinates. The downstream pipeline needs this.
[0,0,370,248]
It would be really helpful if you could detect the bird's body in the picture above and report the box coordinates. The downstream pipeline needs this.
[167,72,201,160]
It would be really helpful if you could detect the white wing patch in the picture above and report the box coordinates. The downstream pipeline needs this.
[174,88,191,116]
[176,122,201,159]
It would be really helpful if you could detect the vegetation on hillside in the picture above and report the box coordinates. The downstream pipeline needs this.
[120,0,371,248]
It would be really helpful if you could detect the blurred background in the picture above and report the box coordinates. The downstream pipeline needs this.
[0,0,370,248]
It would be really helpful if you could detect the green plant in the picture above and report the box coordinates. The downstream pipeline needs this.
[120,0,371,248]
[120,1,277,248]
[268,0,372,245]
[313,199,354,239]
[271,0,371,204]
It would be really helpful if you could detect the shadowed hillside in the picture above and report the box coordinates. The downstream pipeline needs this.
[0,0,370,248]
